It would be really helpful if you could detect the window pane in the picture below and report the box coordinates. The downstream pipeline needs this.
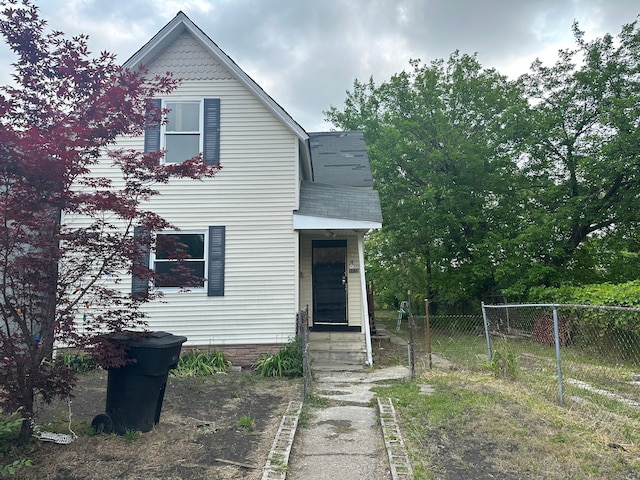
[154,261,205,288]
[166,102,200,132]
[165,134,200,163]
[156,233,205,260]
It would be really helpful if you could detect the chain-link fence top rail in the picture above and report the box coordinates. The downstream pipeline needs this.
[482,303,640,406]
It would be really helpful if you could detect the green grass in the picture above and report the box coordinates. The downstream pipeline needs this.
[377,308,640,405]
[374,371,640,479]
[122,429,141,442]
[299,392,329,428]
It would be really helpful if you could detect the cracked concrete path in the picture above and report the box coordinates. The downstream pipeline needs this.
[286,366,409,480]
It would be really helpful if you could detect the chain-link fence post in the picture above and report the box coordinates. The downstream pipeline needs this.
[297,305,311,403]
[552,305,564,406]
[481,302,492,362]
[425,298,432,369]
[407,290,415,380]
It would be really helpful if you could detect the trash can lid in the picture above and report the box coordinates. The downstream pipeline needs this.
[110,331,187,348]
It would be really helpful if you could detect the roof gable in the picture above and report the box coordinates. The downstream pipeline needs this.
[145,31,234,81]
[124,11,308,143]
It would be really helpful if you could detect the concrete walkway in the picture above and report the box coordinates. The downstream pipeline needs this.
[285,366,410,480]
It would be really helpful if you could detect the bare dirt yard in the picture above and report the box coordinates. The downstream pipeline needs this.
[6,323,640,480]
[10,370,301,480]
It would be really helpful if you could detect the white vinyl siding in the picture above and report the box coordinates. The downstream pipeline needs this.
[85,78,299,346]
[346,239,363,327]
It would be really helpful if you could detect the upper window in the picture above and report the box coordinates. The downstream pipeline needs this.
[144,98,220,166]
[154,232,206,288]
[164,101,202,164]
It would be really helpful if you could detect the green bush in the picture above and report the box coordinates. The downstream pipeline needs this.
[253,337,303,377]
[529,281,640,308]
[61,351,99,373]
[172,349,231,376]
[529,281,640,361]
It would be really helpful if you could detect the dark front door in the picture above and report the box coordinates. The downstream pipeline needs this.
[312,240,347,325]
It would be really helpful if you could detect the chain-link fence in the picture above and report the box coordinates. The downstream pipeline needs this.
[482,303,640,407]
[376,303,488,373]
[375,300,640,409]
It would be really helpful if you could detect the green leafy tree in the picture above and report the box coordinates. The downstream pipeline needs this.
[327,53,526,311]
[328,19,640,309]
[497,19,640,295]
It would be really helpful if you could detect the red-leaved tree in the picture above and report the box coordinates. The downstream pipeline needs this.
[0,0,220,441]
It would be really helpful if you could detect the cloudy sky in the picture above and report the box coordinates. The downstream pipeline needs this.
[1,0,638,131]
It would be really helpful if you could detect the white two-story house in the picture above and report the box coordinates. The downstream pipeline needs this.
[117,12,382,366]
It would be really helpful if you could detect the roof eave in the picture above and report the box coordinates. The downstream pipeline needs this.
[293,213,382,230]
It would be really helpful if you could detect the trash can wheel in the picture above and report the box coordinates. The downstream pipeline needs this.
[91,413,113,434]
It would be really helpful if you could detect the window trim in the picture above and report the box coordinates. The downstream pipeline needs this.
[150,229,207,292]
[161,99,204,164]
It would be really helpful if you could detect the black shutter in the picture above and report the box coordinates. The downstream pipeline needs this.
[207,226,225,296]
[203,98,221,165]
[131,226,151,299]
[144,98,162,154]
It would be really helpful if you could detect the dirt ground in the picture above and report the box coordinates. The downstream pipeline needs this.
[8,326,617,480]
[10,369,301,480]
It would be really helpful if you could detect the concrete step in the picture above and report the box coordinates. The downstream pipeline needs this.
[311,349,366,366]
[308,330,366,367]
[312,361,366,372]
[310,348,366,360]
[309,332,364,350]
[309,341,365,352]
[309,331,364,342]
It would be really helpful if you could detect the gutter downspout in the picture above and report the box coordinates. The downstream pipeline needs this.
[358,232,373,366]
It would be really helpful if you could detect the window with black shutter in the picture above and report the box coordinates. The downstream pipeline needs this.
[144,98,220,165]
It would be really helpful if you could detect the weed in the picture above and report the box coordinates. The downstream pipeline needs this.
[122,429,141,442]
[268,452,288,471]
[268,452,284,465]
[305,392,329,408]
[235,415,255,433]
[0,408,31,477]
[490,348,519,379]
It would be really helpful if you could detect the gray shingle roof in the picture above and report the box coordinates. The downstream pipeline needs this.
[297,181,383,223]
[308,131,374,188]
[298,131,382,226]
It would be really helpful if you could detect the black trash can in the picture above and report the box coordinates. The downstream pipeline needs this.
[98,331,186,435]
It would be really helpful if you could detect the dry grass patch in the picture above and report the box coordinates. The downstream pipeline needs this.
[373,364,640,480]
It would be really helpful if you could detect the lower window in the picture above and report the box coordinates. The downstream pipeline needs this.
[154,233,205,288]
